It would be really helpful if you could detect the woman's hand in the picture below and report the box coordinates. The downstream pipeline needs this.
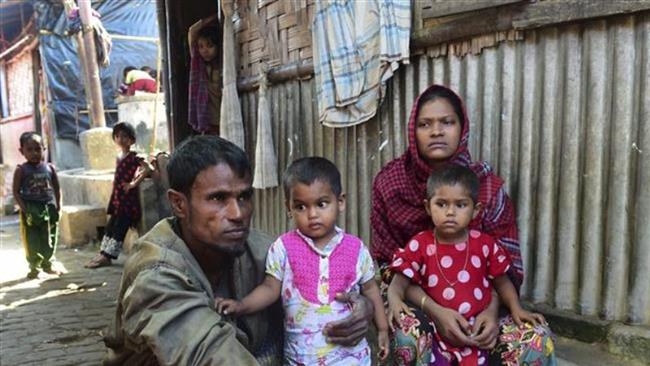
[511,307,546,328]
[429,306,478,348]
[322,292,373,346]
[471,305,499,349]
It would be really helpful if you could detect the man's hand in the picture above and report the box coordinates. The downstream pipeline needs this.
[429,306,477,348]
[322,292,373,346]
[214,297,244,316]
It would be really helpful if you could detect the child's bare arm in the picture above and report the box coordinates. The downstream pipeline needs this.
[12,167,25,213]
[494,275,546,326]
[361,279,389,360]
[215,275,281,316]
[187,14,218,55]
[386,273,414,330]
[50,165,62,210]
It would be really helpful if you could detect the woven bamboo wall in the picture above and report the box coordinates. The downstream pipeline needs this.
[234,0,315,78]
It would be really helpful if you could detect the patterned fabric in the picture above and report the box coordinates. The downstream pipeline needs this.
[370,84,523,287]
[390,229,511,364]
[107,151,143,222]
[380,263,556,366]
[18,162,55,203]
[100,215,136,259]
[312,0,411,127]
[265,228,375,365]
[494,316,557,366]
[188,43,211,133]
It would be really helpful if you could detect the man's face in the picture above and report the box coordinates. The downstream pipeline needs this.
[180,163,254,255]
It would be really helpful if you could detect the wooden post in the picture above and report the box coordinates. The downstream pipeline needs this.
[77,0,106,128]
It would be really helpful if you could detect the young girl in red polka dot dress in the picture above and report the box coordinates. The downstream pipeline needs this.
[387,165,546,365]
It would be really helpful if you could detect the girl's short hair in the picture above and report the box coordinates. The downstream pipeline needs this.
[426,164,479,203]
[112,122,136,141]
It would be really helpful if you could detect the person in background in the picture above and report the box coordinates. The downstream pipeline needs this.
[188,14,221,134]
[12,132,62,279]
[118,65,157,96]
[85,122,149,268]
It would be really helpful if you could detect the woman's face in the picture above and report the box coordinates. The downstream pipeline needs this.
[197,38,217,62]
[415,98,462,165]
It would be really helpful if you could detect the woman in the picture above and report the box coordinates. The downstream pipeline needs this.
[371,85,555,365]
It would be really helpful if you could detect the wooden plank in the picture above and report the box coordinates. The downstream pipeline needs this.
[422,0,521,19]
[267,17,281,62]
[512,0,650,29]
[412,0,650,50]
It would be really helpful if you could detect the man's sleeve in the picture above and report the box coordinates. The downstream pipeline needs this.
[121,266,259,366]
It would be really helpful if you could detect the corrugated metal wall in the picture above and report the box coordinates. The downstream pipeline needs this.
[241,13,650,326]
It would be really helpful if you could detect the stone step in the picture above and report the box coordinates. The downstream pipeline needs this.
[58,168,114,207]
[59,205,107,247]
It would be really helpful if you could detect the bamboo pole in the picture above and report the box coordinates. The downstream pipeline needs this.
[78,0,106,128]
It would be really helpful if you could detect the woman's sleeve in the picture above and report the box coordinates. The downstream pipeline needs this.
[482,187,523,288]
[370,179,401,262]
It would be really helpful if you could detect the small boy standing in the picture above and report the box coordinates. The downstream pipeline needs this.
[216,157,389,365]
[387,164,549,365]
[85,122,148,268]
[12,132,62,279]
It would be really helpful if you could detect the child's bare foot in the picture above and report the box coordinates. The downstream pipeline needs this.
[27,269,39,279]
[43,268,63,276]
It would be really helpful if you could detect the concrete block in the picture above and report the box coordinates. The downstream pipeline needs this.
[607,323,650,363]
[79,127,117,170]
[59,205,107,247]
[52,137,83,170]
[58,169,113,207]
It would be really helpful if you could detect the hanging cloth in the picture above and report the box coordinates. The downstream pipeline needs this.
[252,69,278,189]
[219,1,246,150]
[312,0,411,127]
[187,43,211,133]
[67,7,112,67]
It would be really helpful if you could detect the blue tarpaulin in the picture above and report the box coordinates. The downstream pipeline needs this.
[34,0,159,139]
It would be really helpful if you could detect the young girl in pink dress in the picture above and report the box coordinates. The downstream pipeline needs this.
[216,157,388,365]
[387,165,547,365]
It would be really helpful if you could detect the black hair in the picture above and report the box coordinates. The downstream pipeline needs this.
[122,66,136,79]
[140,66,153,73]
[282,157,342,199]
[426,164,479,203]
[19,131,42,147]
[417,87,465,128]
[167,135,251,196]
[197,26,220,47]
[112,122,137,141]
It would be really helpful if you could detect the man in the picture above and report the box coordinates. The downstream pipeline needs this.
[103,136,373,365]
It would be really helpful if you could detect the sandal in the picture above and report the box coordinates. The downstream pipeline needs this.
[85,254,112,268]
[43,268,63,276]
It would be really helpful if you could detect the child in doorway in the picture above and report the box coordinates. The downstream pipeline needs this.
[387,164,547,365]
[85,122,149,268]
[188,14,221,134]
[12,132,62,279]
[216,157,389,365]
